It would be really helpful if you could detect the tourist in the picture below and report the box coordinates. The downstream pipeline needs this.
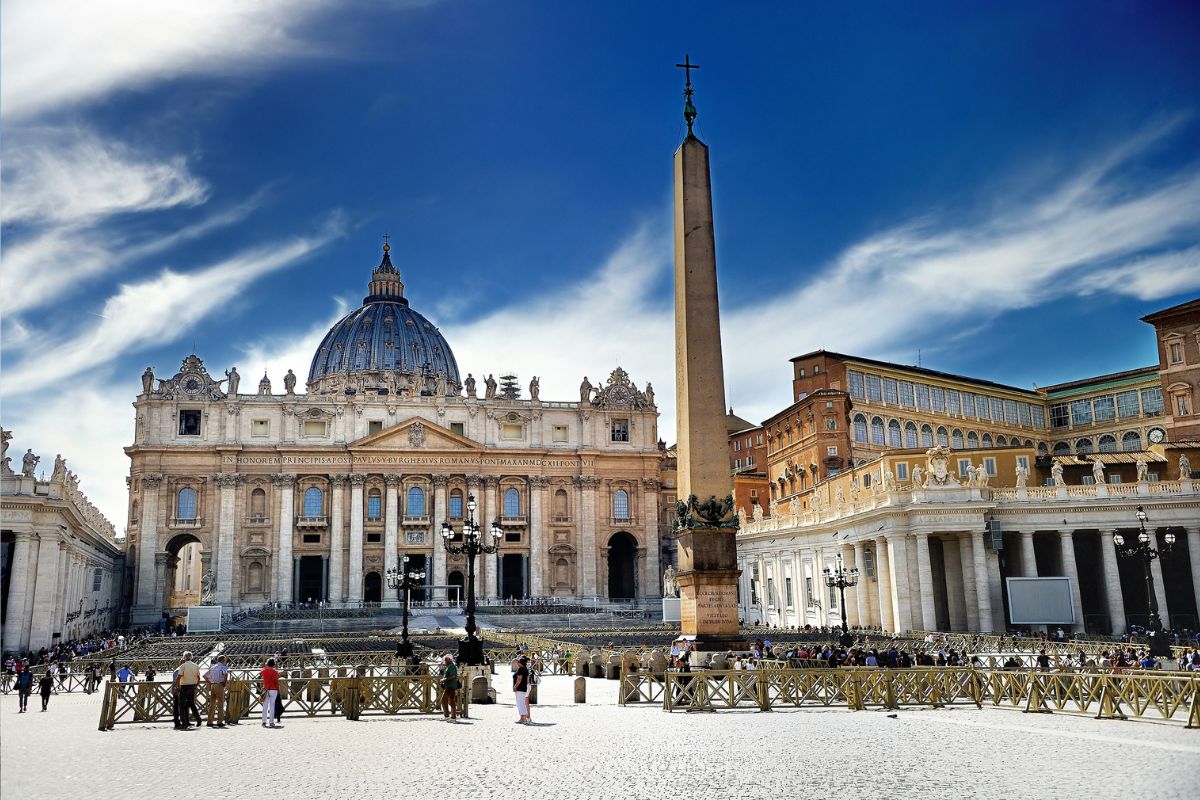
[116,664,133,682]
[87,664,101,693]
[439,654,460,722]
[171,663,184,730]
[16,666,33,712]
[205,655,229,728]
[261,657,281,728]
[513,655,531,724]
[177,652,203,729]
[38,670,54,711]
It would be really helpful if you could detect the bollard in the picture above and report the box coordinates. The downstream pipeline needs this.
[574,676,587,703]
[529,683,538,705]
[471,674,490,704]
[605,663,620,680]
[575,658,588,677]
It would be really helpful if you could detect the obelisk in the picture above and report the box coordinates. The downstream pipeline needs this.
[672,55,741,651]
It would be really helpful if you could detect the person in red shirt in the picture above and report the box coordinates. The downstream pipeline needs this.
[261,658,282,728]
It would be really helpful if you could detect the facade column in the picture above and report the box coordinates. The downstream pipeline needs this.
[328,475,347,604]
[578,476,600,598]
[529,476,548,597]
[153,553,170,618]
[483,477,499,600]
[1100,530,1126,635]
[790,550,804,627]
[875,537,894,632]
[292,556,301,605]
[465,476,482,597]
[852,541,869,629]
[1189,528,1200,630]
[1150,535,1170,627]
[1058,530,1085,631]
[958,533,980,631]
[972,530,995,632]
[134,474,163,613]
[905,536,923,631]
[914,533,938,632]
[214,473,241,606]
[320,555,329,602]
[347,474,366,603]
[1020,531,1038,576]
[842,544,860,628]
[642,479,661,599]
[886,535,912,632]
[274,474,296,604]
[429,475,445,603]
[942,538,966,631]
[50,545,69,637]
[28,532,63,649]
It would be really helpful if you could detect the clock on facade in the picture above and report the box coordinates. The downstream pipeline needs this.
[609,385,629,405]
[1148,427,1166,444]
[182,376,204,395]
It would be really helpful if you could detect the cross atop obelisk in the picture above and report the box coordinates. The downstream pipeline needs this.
[675,54,700,133]
[671,56,741,650]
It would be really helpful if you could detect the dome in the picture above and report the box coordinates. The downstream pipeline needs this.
[307,244,461,395]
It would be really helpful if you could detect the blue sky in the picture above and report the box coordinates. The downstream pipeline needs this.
[3,0,1199,527]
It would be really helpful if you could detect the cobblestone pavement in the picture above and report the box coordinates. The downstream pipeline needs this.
[2,677,1197,799]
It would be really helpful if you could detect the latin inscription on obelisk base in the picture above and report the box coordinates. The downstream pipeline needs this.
[671,57,742,650]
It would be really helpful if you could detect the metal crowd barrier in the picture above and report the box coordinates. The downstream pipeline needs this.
[618,667,1200,727]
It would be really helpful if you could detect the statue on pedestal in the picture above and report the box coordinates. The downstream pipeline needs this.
[464,373,477,398]
[529,376,540,401]
[1051,461,1064,486]
[283,369,297,395]
[141,367,155,394]
[1091,458,1105,486]
[976,465,990,487]
[1,428,12,475]
[484,374,497,400]
[1135,457,1149,483]
[52,454,67,483]
[1180,454,1192,479]
[1015,463,1029,488]
[752,503,764,522]
[911,465,923,488]
[225,367,240,395]
[22,449,40,478]
[579,376,593,404]
[644,382,655,407]
[662,566,679,598]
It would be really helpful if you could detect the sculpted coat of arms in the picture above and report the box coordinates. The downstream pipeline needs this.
[923,445,959,488]
[408,421,427,447]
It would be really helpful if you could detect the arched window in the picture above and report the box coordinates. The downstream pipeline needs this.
[981,434,993,449]
[247,562,264,592]
[449,489,463,519]
[367,487,382,520]
[1121,431,1141,452]
[967,431,979,449]
[303,487,323,517]
[1098,435,1117,453]
[1052,441,1070,456]
[870,416,885,445]
[996,435,1007,447]
[407,486,426,517]
[1075,438,1093,455]
[904,422,918,448]
[1024,439,1033,448]
[853,414,868,443]
[553,489,568,520]
[920,424,934,448]
[887,419,902,447]
[176,487,197,520]
[250,488,266,521]
[951,429,964,449]
[613,489,630,520]
[936,426,949,447]
[555,558,570,587]
[504,487,520,517]
[1037,442,1048,455]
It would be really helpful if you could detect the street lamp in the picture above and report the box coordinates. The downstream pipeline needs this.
[822,553,860,646]
[440,494,501,665]
[1113,506,1175,635]
[386,554,426,658]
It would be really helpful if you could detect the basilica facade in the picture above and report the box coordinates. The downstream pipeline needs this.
[125,244,662,623]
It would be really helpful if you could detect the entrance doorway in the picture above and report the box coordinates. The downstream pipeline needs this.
[403,554,428,602]
[364,571,382,604]
[448,570,465,604]
[501,554,525,600]
[298,556,325,604]
[607,532,637,600]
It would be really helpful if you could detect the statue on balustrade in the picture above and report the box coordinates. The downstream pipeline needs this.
[22,449,39,478]
[464,373,477,398]
[484,374,497,400]
[1091,458,1105,486]
[284,369,297,395]
[1015,463,1028,488]
[1135,457,1149,483]
[1180,454,1192,479]
[1050,461,1064,486]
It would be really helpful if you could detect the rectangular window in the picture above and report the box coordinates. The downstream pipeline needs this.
[553,425,569,443]
[302,533,321,544]
[1141,387,1163,415]
[1018,403,1032,427]
[947,390,961,415]
[749,489,757,498]
[975,395,990,419]
[179,410,202,436]
[848,370,866,399]
[1081,475,1095,486]
[746,454,754,467]
[990,397,1004,422]
[863,549,875,578]
[610,419,630,442]
[1169,342,1183,363]
[915,384,930,410]
[368,420,383,435]
[767,578,776,607]
[805,576,815,607]
[92,568,103,592]
[958,458,972,477]
[899,381,915,407]
[785,577,793,607]
[1017,455,1029,471]
[866,374,882,402]
[733,440,741,451]
[501,423,523,440]
[756,434,763,445]
[826,446,838,456]
[252,419,270,437]
[1109,475,1122,484]
[1003,399,1018,425]
[961,392,976,418]
[734,459,741,470]
[1070,399,1093,426]
[895,462,908,481]
[302,420,327,438]
[930,386,946,412]
[1116,390,1141,418]
[1050,403,1070,428]
[449,494,463,518]
[450,422,465,436]
[984,457,996,476]
[883,378,898,405]
[367,494,382,520]
[1031,406,1045,429]
[1176,394,1191,416]
[1148,472,1159,482]
[367,532,382,543]
[1093,395,1115,422]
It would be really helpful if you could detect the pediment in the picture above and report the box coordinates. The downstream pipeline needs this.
[350,417,482,451]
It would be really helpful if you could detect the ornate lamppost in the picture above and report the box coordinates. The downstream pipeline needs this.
[822,553,860,647]
[1113,506,1175,639]
[386,554,427,658]
[440,494,501,665]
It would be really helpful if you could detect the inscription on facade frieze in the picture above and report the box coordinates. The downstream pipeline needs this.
[221,453,595,469]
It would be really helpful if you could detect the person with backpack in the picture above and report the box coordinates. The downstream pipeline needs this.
[38,670,54,711]
[439,654,460,722]
[16,666,33,712]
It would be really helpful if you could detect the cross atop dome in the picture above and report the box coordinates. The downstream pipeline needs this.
[367,237,405,302]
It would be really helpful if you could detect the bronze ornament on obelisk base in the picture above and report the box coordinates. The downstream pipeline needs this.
[672,55,743,653]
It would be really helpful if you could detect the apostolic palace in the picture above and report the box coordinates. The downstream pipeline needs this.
[121,244,663,624]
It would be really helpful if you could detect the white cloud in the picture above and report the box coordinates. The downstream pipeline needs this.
[1,220,344,396]
[238,302,352,388]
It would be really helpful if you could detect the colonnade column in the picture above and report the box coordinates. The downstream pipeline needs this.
[914,533,938,632]
[50,545,69,636]
[274,474,295,604]
[790,550,804,626]
[214,473,241,606]
[347,475,366,603]
[642,478,661,599]
[27,532,62,648]
[1100,530,1126,635]
[429,475,446,603]
[942,538,966,631]
[328,474,347,604]
[958,533,979,631]
[842,544,860,628]
[1020,531,1038,576]
[1189,527,1200,629]
[1057,530,1084,631]
[529,476,548,597]
[578,476,600,598]
[134,474,163,613]
[875,538,894,632]
[483,477,499,599]
[887,535,913,632]
[970,529,995,632]
[384,474,403,606]
[852,542,869,629]
[904,536,923,631]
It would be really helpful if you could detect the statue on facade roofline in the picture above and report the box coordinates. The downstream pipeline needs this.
[529,376,540,401]
[484,374,497,400]
[52,454,67,483]
[644,382,655,408]
[1,428,12,475]
[225,367,240,395]
[435,371,447,397]
[911,465,923,487]
[141,367,154,394]
[464,373,477,398]
[579,375,593,404]
[284,369,297,395]
[976,465,989,487]
[22,449,40,478]
[752,503,764,522]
